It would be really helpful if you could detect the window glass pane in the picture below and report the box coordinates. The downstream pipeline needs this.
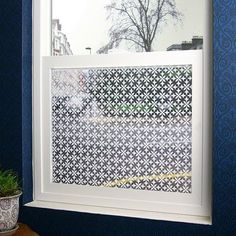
[51,65,192,193]
[52,0,204,56]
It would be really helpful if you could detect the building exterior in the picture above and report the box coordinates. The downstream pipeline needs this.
[167,36,203,51]
[52,19,73,56]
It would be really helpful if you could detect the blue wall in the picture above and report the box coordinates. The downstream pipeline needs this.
[1,0,236,235]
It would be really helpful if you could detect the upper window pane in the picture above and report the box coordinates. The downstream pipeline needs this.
[52,0,204,56]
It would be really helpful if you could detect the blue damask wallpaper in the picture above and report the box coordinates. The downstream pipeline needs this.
[0,0,235,235]
[213,0,236,232]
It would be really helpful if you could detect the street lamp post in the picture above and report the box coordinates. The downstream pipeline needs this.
[85,47,92,55]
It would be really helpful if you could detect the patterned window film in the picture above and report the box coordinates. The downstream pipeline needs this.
[51,65,192,193]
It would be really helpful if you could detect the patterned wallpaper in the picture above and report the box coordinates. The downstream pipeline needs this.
[213,0,236,232]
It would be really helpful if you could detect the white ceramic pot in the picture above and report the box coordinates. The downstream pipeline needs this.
[0,192,21,232]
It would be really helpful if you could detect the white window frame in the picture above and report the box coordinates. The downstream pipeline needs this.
[27,0,212,225]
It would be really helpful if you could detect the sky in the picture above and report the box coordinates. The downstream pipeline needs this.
[52,0,204,55]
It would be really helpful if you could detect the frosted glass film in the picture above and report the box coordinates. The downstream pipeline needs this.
[51,66,192,193]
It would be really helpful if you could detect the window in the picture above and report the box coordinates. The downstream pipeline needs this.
[29,0,212,224]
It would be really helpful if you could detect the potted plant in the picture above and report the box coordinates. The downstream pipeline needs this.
[0,169,21,234]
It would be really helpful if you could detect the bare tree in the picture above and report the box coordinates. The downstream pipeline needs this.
[98,0,182,53]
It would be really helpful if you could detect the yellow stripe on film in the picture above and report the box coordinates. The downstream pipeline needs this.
[103,172,192,188]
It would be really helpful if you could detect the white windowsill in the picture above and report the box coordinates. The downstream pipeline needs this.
[25,200,212,225]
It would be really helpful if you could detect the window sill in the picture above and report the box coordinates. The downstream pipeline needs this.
[25,200,212,225]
